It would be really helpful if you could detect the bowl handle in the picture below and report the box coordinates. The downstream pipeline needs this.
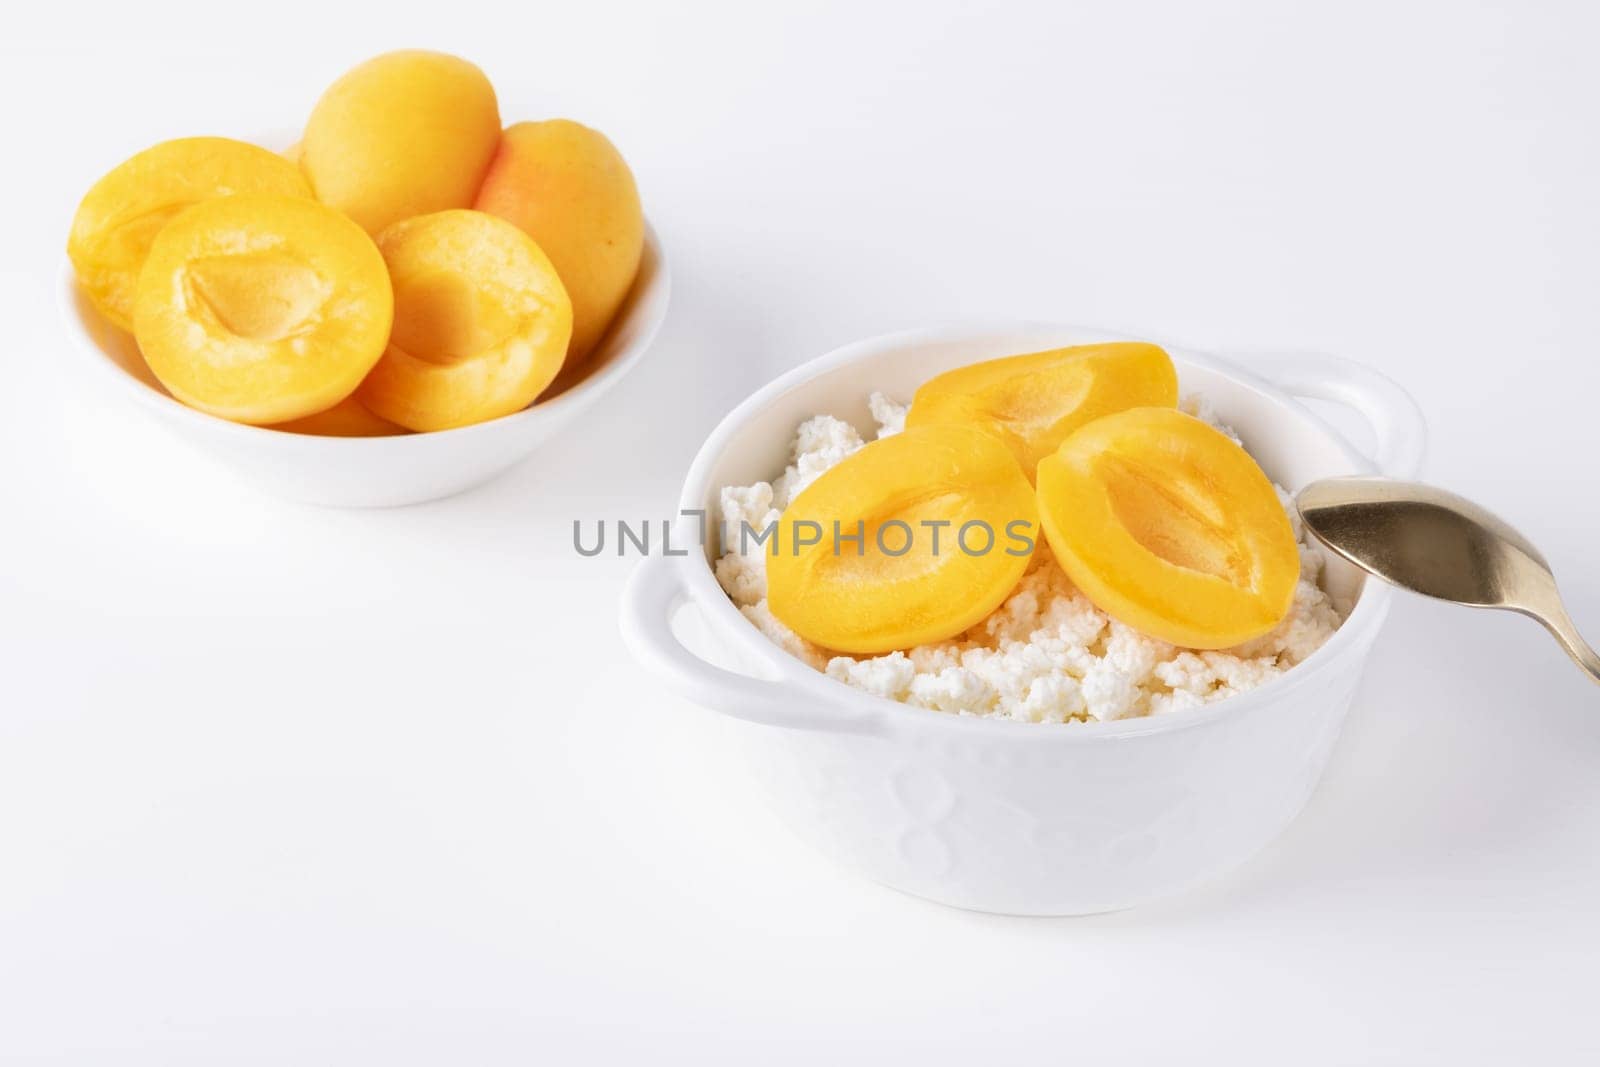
[1250,352,1427,478]
[620,553,880,734]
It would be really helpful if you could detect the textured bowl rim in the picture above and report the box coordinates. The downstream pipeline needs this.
[671,321,1404,741]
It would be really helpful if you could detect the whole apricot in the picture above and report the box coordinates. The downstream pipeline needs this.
[301,50,501,235]
[68,137,311,330]
[474,120,643,366]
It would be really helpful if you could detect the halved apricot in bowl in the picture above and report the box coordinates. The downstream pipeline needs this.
[132,193,393,425]
[768,424,1039,654]
[906,342,1178,481]
[68,137,312,331]
[357,210,573,432]
[270,395,408,437]
[1036,407,1299,649]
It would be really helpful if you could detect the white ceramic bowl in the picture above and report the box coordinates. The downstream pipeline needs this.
[622,323,1425,916]
[59,224,669,507]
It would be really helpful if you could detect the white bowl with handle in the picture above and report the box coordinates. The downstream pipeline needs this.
[621,323,1425,916]
[59,223,669,508]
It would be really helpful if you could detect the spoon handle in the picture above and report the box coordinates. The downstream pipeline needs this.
[1535,600,1600,686]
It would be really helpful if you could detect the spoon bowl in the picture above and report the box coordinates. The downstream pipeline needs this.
[1298,476,1600,685]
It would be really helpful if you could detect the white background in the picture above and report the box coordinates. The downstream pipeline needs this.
[5,0,1600,1062]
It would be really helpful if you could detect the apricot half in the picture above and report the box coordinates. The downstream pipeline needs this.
[356,210,573,432]
[906,342,1178,481]
[474,120,643,366]
[68,137,312,330]
[768,424,1039,654]
[271,395,407,437]
[301,50,501,235]
[133,193,393,425]
[1036,407,1299,649]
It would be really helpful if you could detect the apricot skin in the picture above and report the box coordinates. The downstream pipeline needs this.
[301,51,501,235]
[357,210,573,432]
[133,193,393,425]
[68,137,311,330]
[474,120,643,366]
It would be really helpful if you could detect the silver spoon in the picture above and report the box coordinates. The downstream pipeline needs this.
[1297,477,1600,685]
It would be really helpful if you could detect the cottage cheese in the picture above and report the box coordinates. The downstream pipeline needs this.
[713,394,1345,723]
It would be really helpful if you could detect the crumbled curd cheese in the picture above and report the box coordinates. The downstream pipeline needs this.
[713,393,1345,723]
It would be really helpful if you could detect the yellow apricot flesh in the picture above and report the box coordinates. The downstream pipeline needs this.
[133,193,393,425]
[357,210,573,432]
[768,424,1039,654]
[474,120,643,366]
[68,137,311,330]
[1036,407,1299,649]
[301,50,501,235]
[906,342,1178,481]
[271,395,408,437]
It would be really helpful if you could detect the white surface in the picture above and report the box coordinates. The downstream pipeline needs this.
[3,0,1598,1061]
